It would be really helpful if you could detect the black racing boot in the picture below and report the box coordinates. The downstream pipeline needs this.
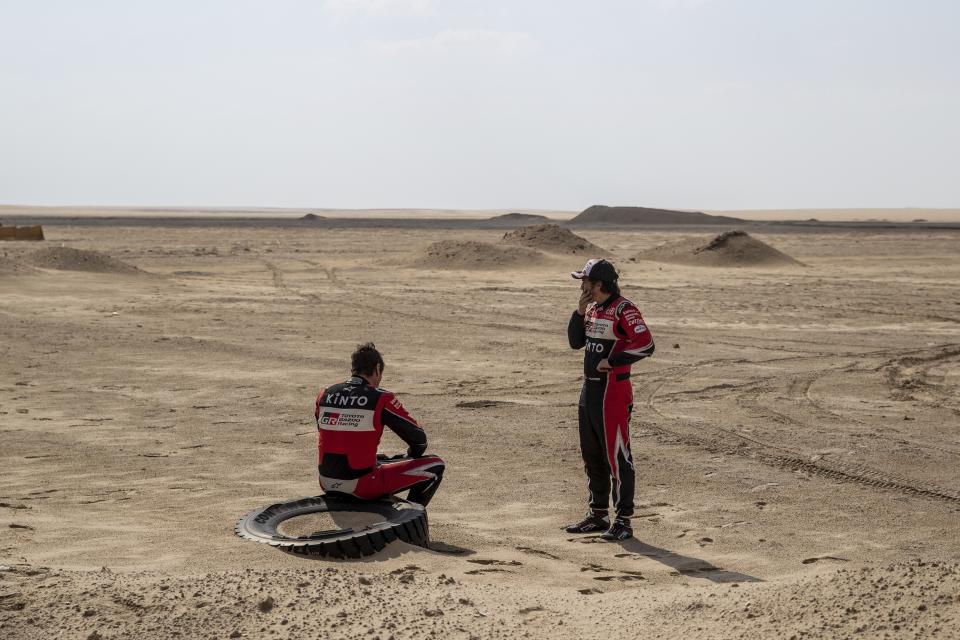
[600,517,633,541]
[564,511,610,534]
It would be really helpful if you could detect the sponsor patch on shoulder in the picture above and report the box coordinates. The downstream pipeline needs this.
[633,324,647,334]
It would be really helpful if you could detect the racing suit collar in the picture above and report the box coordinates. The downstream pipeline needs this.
[595,293,619,310]
[347,376,368,386]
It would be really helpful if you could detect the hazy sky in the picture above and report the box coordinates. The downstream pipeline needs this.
[1,1,957,210]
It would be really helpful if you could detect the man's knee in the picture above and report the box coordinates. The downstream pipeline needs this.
[582,454,610,473]
[419,459,445,485]
[413,455,445,471]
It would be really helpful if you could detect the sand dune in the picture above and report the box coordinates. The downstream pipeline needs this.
[24,246,145,274]
[571,205,742,225]
[500,224,605,255]
[0,254,39,275]
[412,239,547,269]
[489,212,551,222]
[638,230,803,267]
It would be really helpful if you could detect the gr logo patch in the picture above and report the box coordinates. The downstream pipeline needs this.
[633,324,647,334]
[319,411,363,428]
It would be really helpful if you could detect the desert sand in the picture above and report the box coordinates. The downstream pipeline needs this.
[1,219,959,639]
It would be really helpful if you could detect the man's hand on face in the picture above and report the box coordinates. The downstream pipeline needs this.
[597,359,612,372]
[577,287,593,316]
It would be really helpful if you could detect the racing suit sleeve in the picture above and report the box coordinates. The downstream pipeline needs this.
[314,388,325,423]
[381,393,428,458]
[567,310,586,349]
[607,302,655,367]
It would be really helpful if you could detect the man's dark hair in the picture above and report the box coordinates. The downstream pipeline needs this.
[588,277,620,298]
[351,342,384,376]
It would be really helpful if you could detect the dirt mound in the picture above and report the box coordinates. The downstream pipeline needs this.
[412,240,545,269]
[301,213,325,221]
[489,212,550,222]
[0,254,38,275]
[24,247,145,274]
[571,205,742,225]
[701,560,960,639]
[3,559,959,640]
[500,224,604,255]
[638,230,803,267]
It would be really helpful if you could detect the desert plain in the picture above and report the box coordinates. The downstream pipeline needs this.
[1,214,959,639]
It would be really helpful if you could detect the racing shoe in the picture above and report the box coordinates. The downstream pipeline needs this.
[600,517,633,541]
[564,511,610,534]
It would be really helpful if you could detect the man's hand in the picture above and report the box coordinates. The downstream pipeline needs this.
[597,359,612,372]
[577,289,592,316]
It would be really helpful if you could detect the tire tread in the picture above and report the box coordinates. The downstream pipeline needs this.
[236,495,428,559]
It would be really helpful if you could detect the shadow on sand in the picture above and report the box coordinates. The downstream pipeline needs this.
[593,537,762,583]
[281,537,474,563]
[428,540,476,556]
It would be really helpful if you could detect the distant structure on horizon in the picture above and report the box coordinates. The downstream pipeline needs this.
[0,224,45,241]
[570,205,743,225]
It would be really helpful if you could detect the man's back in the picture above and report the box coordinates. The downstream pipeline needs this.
[316,343,443,506]
[315,376,425,479]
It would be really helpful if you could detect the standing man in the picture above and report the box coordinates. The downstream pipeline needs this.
[315,343,445,507]
[566,259,655,541]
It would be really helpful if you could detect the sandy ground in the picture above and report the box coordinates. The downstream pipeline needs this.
[1,224,959,639]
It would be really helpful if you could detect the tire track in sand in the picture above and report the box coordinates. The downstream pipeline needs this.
[264,259,539,335]
[639,350,960,504]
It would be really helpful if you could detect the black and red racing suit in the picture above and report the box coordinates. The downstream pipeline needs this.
[568,295,654,518]
[315,376,444,506]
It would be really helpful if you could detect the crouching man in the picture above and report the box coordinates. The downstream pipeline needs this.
[315,343,445,507]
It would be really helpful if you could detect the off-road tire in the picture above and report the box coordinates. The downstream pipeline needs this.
[235,494,429,558]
